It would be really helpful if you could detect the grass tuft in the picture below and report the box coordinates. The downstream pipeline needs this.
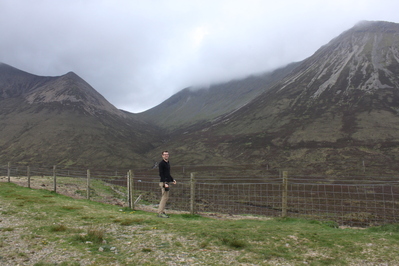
[73,227,105,244]
[0,227,14,232]
[115,217,145,226]
[179,214,203,219]
[220,236,247,249]
[368,223,399,233]
[61,205,83,210]
[49,224,68,232]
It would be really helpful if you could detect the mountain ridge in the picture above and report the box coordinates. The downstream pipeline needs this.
[0,63,125,117]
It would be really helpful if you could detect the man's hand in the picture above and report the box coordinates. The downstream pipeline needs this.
[173,180,177,185]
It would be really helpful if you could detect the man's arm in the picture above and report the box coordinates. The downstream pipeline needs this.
[159,161,167,182]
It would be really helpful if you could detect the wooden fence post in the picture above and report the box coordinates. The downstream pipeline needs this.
[129,170,134,209]
[190,172,196,215]
[27,166,31,188]
[86,169,90,200]
[127,171,131,208]
[126,170,134,209]
[282,171,288,218]
[53,165,57,193]
[7,162,11,182]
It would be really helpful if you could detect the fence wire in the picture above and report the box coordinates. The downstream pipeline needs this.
[1,164,399,226]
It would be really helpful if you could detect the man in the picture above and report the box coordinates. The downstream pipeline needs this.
[157,150,176,218]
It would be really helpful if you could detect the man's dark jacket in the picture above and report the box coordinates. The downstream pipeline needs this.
[159,160,174,182]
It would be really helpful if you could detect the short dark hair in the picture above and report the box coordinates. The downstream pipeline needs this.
[162,150,169,155]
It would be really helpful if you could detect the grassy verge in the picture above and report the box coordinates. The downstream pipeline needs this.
[0,182,398,265]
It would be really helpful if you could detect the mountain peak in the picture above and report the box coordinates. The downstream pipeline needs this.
[277,20,399,101]
[27,71,124,117]
[0,63,124,117]
[352,20,399,32]
[64,71,78,76]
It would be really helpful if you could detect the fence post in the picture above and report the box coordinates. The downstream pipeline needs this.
[86,169,90,200]
[190,172,196,215]
[27,166,31,188]
[7,162,11,182]
[53,165,57,193]
[127,171,131,208]
[282,171,288,218]
[130,170,134,209]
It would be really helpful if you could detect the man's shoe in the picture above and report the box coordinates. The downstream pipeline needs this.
[157,213,169,218]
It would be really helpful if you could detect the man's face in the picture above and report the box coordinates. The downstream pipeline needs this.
[162,152,169,161]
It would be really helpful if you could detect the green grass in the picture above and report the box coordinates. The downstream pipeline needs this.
[1,182,399,265]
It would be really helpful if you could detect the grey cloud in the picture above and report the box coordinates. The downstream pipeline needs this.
[1,0,399,112]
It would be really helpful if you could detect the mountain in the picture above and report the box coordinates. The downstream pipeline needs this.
[0,63,122,117]
[145,21,399,175]
[0,63,160,169]
[3,21,399,175]
[137,62,300,131]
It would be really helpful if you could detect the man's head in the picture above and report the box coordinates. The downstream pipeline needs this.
[162,151,169,161]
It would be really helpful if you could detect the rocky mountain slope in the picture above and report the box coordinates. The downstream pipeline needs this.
[0,64,123,117]
[0,63,160,169]
[147,21,399,175]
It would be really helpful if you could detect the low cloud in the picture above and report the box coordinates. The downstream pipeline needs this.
[1,0,399,112]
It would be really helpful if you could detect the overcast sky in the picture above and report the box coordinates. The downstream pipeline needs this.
[1,0,399,113]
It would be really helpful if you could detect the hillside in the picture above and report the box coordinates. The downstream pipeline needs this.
[137,62,299,131]
[1,181,399,265]
[0,63,161,168]
[146,21,399,175]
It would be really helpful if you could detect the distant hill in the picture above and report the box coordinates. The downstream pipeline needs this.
[0,63,161,169]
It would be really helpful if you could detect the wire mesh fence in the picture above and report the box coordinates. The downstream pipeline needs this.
[1,163,399,226]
